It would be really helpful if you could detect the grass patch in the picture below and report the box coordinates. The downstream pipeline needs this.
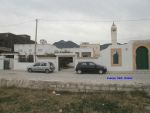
[0,87,149,113]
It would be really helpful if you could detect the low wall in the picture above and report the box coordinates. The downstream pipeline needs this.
[14,62,34,70]
[0,56,4,70]
[0,79,149,93]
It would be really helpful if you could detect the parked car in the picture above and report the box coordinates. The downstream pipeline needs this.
[75,62,107,74]
[27,62,55,73]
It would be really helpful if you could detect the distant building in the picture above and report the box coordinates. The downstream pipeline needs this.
[80,42,100,57]
[0,33,34,53]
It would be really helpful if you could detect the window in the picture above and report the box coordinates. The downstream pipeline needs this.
[28,55,34,62]
[89,62,95,66]
[19,55,34,62]
[82,52,91,57]
[19,55,26,62]
[41,63,47,66]
[111,48,122,66]
[34,63,40,66]
[113,51,119,64]
[81,62,87,66]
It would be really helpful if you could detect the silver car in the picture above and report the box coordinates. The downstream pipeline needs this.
[27,62,55,73]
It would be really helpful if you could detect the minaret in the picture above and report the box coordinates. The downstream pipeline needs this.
[111,22,117,45]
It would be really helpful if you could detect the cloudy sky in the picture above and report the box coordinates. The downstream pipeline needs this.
[0,0,150,44]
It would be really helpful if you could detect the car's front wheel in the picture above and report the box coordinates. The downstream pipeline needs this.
[28,68,32,72]
[45,69,50,73]
[77,70,82,74]
[98,70,103,74]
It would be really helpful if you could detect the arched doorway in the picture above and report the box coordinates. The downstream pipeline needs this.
[136,46,149,69]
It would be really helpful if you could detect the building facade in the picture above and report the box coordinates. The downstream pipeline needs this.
[0,23,150,72]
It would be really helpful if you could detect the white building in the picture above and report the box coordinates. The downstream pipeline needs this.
[99,23,150,71]
[11,43,94,71]
[80,42,100,57]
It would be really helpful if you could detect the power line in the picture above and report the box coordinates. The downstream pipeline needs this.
[0,17,150,31]
[0,17,150,28]
[40,18,150,23]
[0,19,34,28]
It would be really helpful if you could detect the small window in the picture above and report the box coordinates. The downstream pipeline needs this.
[34,63,40,66]
[82,52,91,57]
[113,51,119,64]
[89,62,95,66]
[81,62,87,66]
[28,55,34,62]
[19,55,26,62]
[41,63,47,66]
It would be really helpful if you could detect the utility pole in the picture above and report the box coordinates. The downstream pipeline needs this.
[34,19,38,62]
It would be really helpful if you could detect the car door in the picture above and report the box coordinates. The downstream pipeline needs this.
[80,62,88,72]
[40,62,47,71]
[87,62,96,73]
[32,62,41,71]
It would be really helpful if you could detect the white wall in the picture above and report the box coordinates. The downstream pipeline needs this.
[99,43,133,71]
[75,43,133,72]
[0,56,4,70]
[13,55,34,71]
[13,42,134,72]
[14,44,59,55]
[14,62,34,71]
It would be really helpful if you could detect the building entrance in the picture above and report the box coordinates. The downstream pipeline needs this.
[58,57,73,71]
[136,46,149,69]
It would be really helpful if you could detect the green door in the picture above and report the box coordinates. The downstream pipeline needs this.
[136,46,149,69]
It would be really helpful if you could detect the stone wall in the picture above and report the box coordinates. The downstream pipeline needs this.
[0,79,149,93]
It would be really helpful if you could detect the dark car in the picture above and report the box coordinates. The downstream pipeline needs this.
[75,62,107,74]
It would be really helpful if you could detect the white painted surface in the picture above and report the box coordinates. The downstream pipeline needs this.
[13,55,33,70]
[14,44,59,55]
[111,23,117,45]
[9,58,14,70]
[14,62,34,71]
[14,44,94,58]
[13,40,150,72]
[0,56,4,70]
[99,42,133,71]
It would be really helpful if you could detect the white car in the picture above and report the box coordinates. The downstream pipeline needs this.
[27,62,55,73]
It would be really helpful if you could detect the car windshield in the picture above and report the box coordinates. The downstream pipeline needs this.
[34,62,40,66]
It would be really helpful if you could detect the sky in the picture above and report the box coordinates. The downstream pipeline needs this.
[0,0,150,44]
